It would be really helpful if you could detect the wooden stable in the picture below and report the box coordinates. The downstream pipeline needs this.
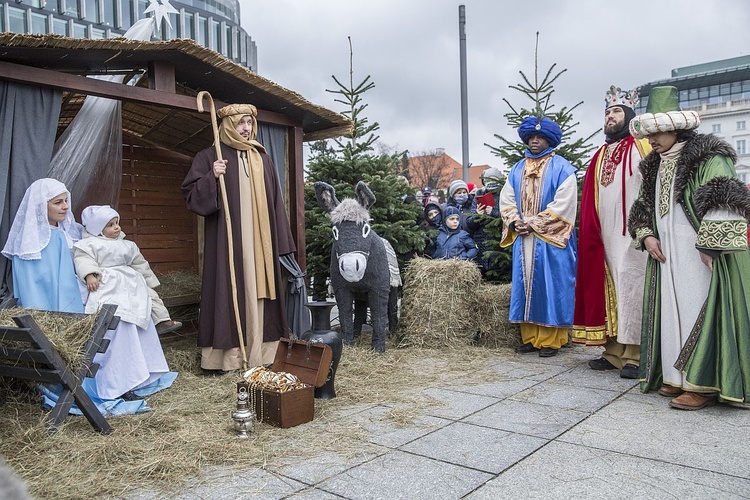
[0,34,352,273]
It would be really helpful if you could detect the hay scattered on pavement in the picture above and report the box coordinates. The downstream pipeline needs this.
[398,257,520,348]
[0,334,508,499]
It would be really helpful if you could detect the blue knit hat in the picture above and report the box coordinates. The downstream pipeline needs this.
[518,116,562,148]
[443,205,461,219]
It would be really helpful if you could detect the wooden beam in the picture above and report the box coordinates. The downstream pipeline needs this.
[0,60,303,127]
[148,61,176,93]
[288,126,306,268]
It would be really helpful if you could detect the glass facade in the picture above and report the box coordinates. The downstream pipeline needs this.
[639,79,750,113]
[0,0,256,71]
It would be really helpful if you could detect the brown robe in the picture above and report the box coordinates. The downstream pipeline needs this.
[182,142,296,350]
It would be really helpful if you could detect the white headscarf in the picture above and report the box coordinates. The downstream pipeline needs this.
[81,205,119,237]
[1,178,78,260]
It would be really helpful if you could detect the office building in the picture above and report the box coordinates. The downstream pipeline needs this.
[639,55,750,181]
[0,0,257,70]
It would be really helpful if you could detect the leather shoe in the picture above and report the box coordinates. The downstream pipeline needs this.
[156,320,183,335]
[669,391,717,410]
[588,358,616,371]
[619,364,639,379]
[515,343,539,354]
[539,347,558,357]
[658,385,684,397]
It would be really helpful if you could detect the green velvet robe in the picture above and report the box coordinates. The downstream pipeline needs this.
[628,133,750,403]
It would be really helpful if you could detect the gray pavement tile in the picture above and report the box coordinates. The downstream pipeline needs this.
[400,421,547,474]
[465,440,750,500]
[462,399,588,439]
[545,363,639,392]
[446,377,538,399]
[269,449,387,486]
[421,387,499,419]
[509,380,622,413]
[170,467,307,499]
[284,487,344,499]
[346,405,452,448]
[315,449,492,500]
[560,392,750,479]
[490,358,571,381]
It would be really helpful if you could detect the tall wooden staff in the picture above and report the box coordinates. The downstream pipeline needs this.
[196,91,248,371]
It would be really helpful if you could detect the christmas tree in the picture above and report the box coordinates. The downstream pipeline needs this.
[480,33,599,282]
[305,38,425,299]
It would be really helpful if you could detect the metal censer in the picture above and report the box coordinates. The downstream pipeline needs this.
[231,381,256,438]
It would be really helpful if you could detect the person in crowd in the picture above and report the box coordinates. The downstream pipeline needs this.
[421,200,443,256]
[499,116,578,357]
[443,179,473,232]
[182,103,296,373]
[432,205,478,260]
[628,85,750,410]
[75,205,181,335]
[467,166,505,277]
[573,86,651,379]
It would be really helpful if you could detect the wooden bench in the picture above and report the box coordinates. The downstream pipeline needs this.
[0,303,119,434]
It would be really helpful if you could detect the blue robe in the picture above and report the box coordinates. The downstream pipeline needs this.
[502,155,578,327]
[12,229,84,313]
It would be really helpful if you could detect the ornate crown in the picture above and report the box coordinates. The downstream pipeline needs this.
[605,85,639,110]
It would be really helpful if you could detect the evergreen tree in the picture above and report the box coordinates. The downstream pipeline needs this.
[305,38,425,299]
[480,33,599,282]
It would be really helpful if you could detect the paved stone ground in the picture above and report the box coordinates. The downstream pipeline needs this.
[133,344,750,499]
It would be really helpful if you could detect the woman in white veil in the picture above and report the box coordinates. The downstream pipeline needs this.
[1,178,84,312]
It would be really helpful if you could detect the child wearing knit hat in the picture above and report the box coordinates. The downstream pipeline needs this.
[74,205,182,336]
[432,205,478,260]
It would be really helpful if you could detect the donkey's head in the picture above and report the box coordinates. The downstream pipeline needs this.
[315,181,378,283]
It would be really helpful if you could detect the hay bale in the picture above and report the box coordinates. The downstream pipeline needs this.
[398,258,481,348]
[473,283,521,348]
[154,271,202,299]
[398,257,520,349]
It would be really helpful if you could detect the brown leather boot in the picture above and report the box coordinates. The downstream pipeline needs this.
[658,385,684,397]
[669,391,717,410]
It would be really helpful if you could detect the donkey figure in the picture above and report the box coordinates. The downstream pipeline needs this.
[314,181,399,353]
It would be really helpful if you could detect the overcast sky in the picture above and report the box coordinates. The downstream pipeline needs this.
[242,0,750,171]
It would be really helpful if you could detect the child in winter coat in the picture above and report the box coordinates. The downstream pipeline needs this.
[74,205,182,335]
[432,205,478,260]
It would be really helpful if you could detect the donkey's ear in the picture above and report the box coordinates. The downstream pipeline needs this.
[314,182,340,212]
[355,181,376,210]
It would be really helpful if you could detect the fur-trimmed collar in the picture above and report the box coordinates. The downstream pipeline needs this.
[638,133,737,207]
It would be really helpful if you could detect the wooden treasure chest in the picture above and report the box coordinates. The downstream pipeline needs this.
[249,338,333,428]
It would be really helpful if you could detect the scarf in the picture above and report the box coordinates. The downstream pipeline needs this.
[218,113,276,299]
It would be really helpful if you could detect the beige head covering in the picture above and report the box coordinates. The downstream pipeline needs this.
[216,104,275,300]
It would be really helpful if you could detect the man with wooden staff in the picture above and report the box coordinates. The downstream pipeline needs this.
[182,104,296,374]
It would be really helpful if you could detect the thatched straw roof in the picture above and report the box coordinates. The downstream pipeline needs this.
[0,33,352,156]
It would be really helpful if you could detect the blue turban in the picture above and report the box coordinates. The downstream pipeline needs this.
[517,116,562,148]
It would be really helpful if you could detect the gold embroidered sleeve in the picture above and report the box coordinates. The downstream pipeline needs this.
[633,227,655,250]
[696,219,748,253]
[527,210,573,249]
[499,207,520,248]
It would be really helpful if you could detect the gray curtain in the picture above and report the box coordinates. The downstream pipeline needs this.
[257,123,287,191]
[0,82,62,302]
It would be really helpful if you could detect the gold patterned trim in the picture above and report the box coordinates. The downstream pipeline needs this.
[528,210,573,249]
[633,227,654,250]
[500,207,521,248]
[658,157,678,218]
[695,219,748,252]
